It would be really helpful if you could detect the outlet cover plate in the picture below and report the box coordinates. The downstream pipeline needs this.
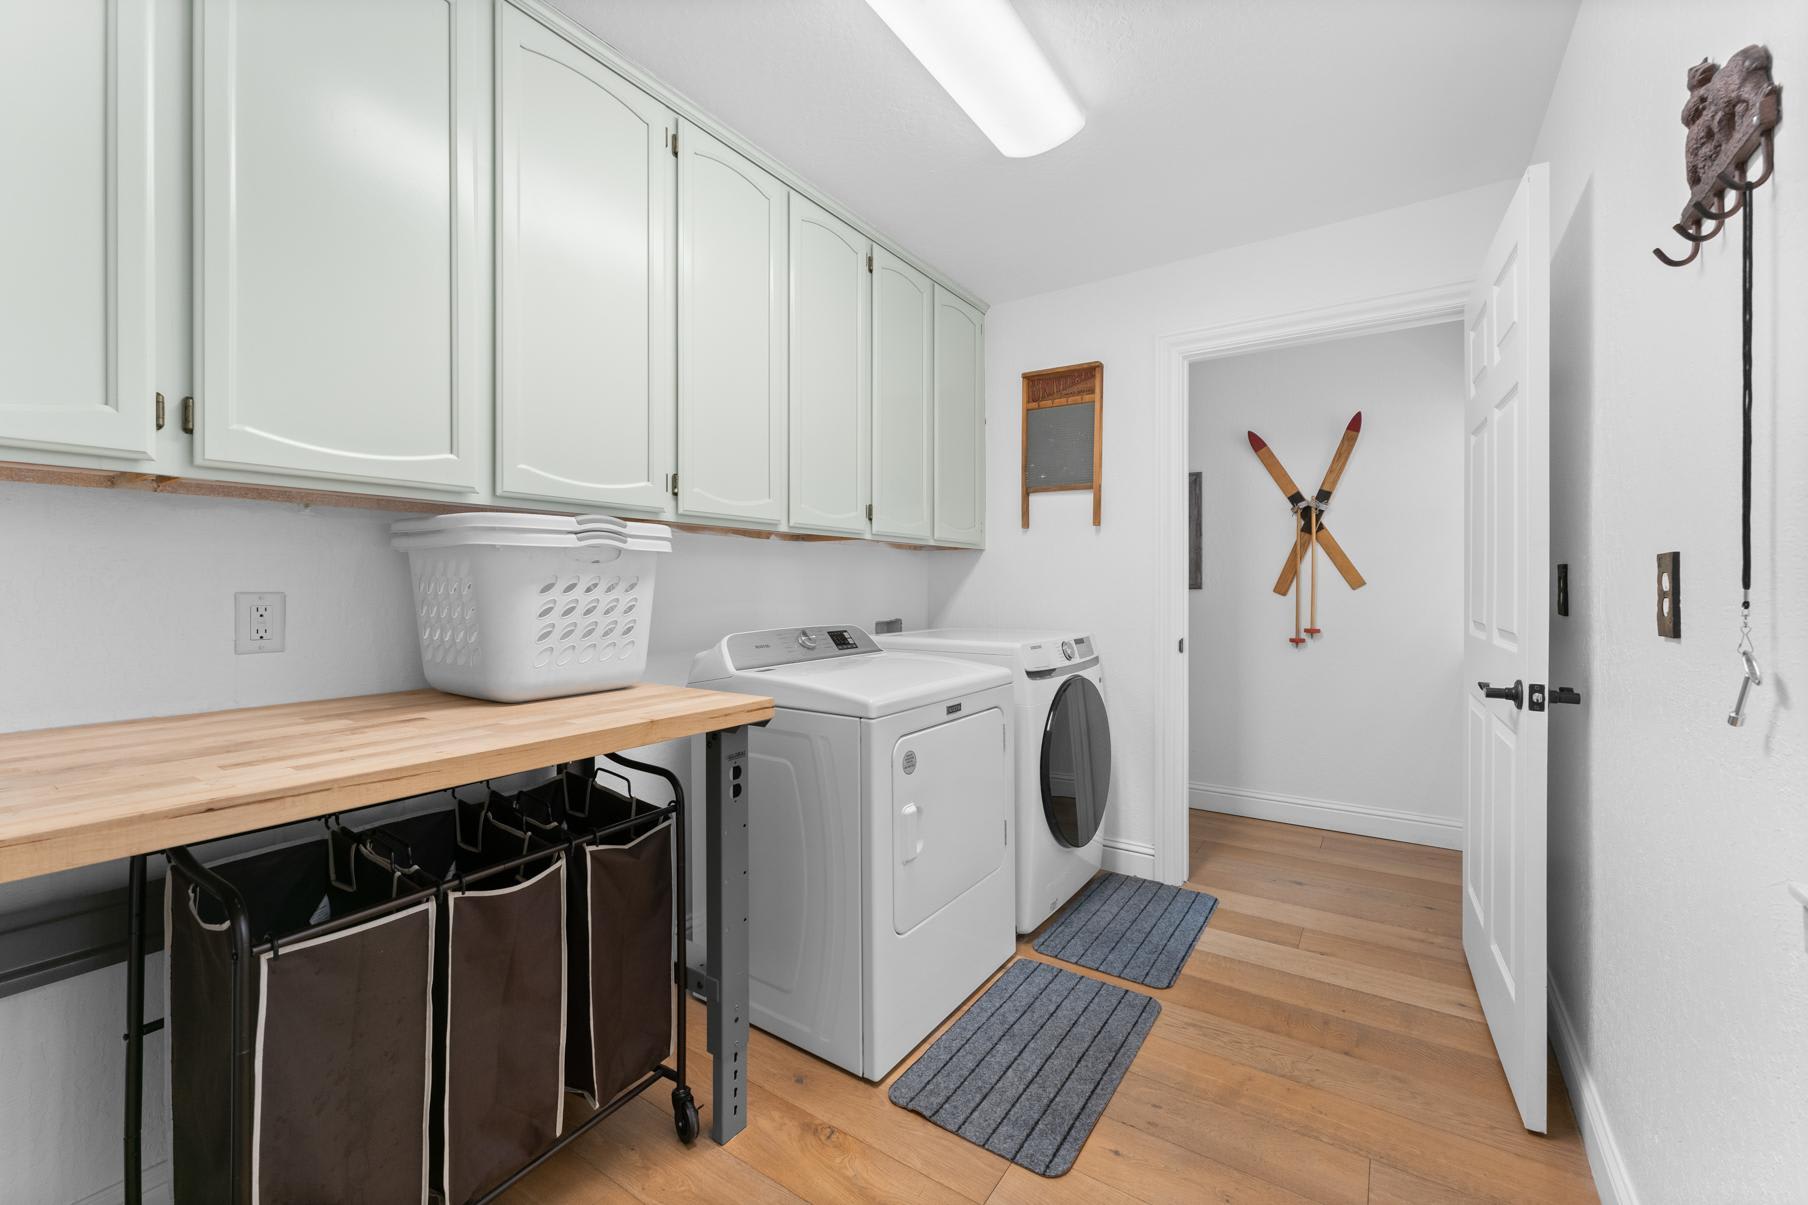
[1656,552,1680,639]
[235,591,286,654]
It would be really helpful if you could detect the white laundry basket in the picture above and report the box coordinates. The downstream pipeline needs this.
[392,515,671,702]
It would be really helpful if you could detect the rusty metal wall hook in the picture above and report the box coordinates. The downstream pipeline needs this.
[1675,216,1723,243]
[1693,188,1746,223]
[1654,224,1706,266]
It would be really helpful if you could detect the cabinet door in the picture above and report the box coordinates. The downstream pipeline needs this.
[870,249,934,542]
[0,0,154,459]
[787,195,869,534]
[496,4,674,511]
[932,286,985,546]
[677,120,787,525]
[195,0,479,490]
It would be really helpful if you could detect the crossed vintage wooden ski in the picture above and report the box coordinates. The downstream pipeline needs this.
[1247,413,1365,646]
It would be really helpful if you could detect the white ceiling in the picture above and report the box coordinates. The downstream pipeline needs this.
[549,0,1580,303]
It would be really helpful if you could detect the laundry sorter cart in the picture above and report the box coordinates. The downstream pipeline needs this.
[161,755,700,1205]
[0,685,772,1205]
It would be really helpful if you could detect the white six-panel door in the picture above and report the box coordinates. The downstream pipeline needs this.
[677,119,788,525]
[496,2,675,511]
[871,249,935,542]
[932,286,985,546]
[194,0,480,490]
[787,195,870,534]
[0,0,155,459]
[1463,165,1551,1133]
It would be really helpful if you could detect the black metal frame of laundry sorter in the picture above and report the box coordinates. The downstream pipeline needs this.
[117,729,754,1205]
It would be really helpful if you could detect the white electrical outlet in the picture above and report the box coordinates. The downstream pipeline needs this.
[235,592,286,654]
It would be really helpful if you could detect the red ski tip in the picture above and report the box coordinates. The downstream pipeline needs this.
[1247,431,1267,451]
[1347,412,1362,432]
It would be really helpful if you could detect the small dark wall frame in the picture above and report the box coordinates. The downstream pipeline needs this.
[1188,472,1203,590]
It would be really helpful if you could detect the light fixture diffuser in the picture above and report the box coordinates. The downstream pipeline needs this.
[865,0,1084,158]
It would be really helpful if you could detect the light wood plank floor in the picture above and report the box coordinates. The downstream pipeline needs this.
[507,811,1597,1204]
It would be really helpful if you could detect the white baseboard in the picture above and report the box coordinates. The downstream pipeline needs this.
[1188,782,1462,850]
[1550,977,1637,1205]
[74,1162,170,1205]
[1101,836,1157,880]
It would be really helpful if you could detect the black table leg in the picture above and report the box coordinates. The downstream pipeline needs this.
[702,726,749,1144]
[123,853,148,1205]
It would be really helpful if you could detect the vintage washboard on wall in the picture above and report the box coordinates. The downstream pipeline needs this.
[1021,361,1104,527]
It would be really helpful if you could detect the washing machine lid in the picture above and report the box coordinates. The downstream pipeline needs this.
[878,627,1097,675]
[689,627,1009,718]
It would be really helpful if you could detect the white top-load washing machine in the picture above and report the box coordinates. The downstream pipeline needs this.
[876,629,1111,933]
[688,625,1015,1081]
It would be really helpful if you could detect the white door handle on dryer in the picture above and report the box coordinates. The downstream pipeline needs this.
[899,802,923,863]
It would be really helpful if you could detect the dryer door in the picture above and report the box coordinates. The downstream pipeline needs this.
[891,708,1008,935]
[1040,675,1111,848]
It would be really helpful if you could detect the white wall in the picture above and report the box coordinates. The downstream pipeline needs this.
[1187,324,1465,847]
[1530,3,1808,1201]
[0,480,929,1204]
[929,180,1513,877]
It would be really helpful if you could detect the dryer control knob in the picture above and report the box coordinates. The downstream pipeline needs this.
[796,629,819,650]
[1061,640,1076,661]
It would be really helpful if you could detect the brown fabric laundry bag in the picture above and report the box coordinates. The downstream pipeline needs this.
[351,804,568,1205]
[167,840,435,1205]
[538,770,675,1109]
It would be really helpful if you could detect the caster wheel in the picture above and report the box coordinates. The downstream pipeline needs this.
[673,1087,700,1144]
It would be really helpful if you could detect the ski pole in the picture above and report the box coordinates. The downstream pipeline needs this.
[1306,506,1321,636]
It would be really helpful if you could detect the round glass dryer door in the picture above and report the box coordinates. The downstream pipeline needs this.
[1040,675,1111,848]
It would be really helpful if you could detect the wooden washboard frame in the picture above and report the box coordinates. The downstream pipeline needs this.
[1021,360,1103,527]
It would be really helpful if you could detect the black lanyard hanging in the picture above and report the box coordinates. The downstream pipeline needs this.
[1730,186,1762,726]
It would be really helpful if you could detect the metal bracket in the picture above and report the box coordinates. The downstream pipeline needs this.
[1528,683,1546,712]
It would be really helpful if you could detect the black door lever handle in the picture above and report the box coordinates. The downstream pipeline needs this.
[1477,680,1524,709]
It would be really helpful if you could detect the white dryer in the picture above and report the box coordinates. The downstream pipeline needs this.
[688,625,1015,1081]
[876,628,1111,933]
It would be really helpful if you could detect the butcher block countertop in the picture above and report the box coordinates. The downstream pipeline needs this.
[0,685,773,884]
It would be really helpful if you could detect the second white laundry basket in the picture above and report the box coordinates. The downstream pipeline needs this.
[392,514,671,702]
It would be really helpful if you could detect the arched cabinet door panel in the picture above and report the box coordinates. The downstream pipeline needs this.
[0,0,155,460]
[496,3,675,512]
[787,194,870,535]
[677,120,788,525]
[194,0,481,491]
[933,286,985,546]
[870,249,934,542]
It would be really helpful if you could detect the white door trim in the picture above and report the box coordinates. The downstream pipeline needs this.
[1149,282,1470,885]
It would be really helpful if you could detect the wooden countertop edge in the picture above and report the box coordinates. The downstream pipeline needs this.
[0,688,773,885]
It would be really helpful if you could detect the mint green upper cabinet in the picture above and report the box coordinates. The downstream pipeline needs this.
[787,195,870,535]
[0,0,155,460]
[676,120,788,525]
[932,286,985,546]
[496,4,675,511]
[870,249,934,542]
[194,0,480,491]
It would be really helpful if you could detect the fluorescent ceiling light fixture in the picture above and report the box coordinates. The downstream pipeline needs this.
[865,0,1084,158]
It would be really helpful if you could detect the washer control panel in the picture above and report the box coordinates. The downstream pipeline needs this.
[1021,633,1095,673]
[723,625,879,671]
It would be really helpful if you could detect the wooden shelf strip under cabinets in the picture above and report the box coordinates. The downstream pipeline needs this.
[0,685,773,884]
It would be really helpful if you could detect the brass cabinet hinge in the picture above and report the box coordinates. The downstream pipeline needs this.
[865,502,874,521]
[669,129,678,158]
[155,392,166,431]
[866,253,873,273]
[181,396,195,434]
[668,472,679,497]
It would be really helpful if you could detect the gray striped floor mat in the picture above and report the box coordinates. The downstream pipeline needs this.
[888,959,1159,1177]
[1033,872,1218,988]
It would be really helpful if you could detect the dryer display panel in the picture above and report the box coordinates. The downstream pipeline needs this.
[1040,676,1111,848]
